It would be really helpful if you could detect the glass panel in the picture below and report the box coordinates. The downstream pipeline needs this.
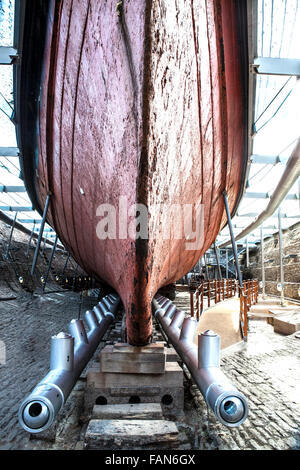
[257,0,300,59]
[253,74,300,157]
[0,0,15,47]
[0,65,15,145]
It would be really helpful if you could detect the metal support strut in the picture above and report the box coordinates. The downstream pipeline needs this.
[260,226,266,299]
[42,235,58,292]
[19,294,120,433]
[4,212,17,260]
[31,194,51,275]
[213,243,222,280]
[222,191,243,289]
[25,223,35,258]
[278,207,285,306]
[62,252,71,275]
[153,295,248,427]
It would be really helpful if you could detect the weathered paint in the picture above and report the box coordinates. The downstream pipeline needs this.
[34,0,247,345]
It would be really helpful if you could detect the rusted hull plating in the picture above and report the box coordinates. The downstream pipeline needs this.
[21,0,248,345]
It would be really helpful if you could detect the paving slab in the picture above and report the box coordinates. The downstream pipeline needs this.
[273,315,300,335]
[84,419,179,449]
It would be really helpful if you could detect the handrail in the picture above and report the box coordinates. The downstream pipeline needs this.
[189,278,259,341]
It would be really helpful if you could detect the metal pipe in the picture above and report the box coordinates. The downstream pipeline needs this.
[204,253,209,279]
[153,296,248,427]
[278,208,285,306]
[18,294,120,433]
[25,223,35,258]
[62,252,70,275]
[225,250,228,278]
[260,226,266,299]
[31,193,51,275]
[42,235,58,292]
[219,139,300,248]
[223,192,243,289]
[41,231,48,255]
[213,243,222,280]
[4,212,17,259]
[246,237,249,268]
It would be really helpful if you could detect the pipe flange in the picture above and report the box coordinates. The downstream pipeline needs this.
[213,391,248,427]
[18,382,64,433]
[19,395,55,433]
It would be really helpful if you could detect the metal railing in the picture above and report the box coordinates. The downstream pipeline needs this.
[239,280,259,341]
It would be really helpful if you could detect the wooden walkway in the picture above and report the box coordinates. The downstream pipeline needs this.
[173,291,242,350]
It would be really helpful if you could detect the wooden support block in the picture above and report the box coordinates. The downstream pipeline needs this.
[85,362,184,420]
[89,361,183,388]
[99,342,166,374]
[92,403,163,420]
[85,419,179,449]
[165,347,179,362]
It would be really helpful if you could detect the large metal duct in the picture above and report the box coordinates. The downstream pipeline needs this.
[153,295,248,427]
[19,294,119,433]
[219,139,300,248]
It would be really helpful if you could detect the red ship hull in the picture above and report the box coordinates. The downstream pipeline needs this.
[18,0,248,345]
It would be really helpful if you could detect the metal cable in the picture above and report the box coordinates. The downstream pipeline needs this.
[255,86,294,134]
[253,76,292,127]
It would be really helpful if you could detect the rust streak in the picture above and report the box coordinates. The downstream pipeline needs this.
[69,0,92,273]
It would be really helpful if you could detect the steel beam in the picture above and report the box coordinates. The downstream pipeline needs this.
[219,230,275,238]
[62,253,71,275]
[204,253,210,279]
[42,236,58,292]
[246,238,249,269]
[4,212,17,260]
[250,154,288,165]
[34,228,54,233]
[222,192,243,289]
[236,212,300,219]
[244,191,298,200]
[41,232,49,255]
[0,46,18,65]
[0,206,33,212]
[25,223,35,258]
[230,224,277,230]
[278,208,285,306]
[0,185,26,193]
[260,226,266,299]
[213,243,222,279]
[17,219,43,224]
[31,194,51,275]
[0,147,19,157]
[225,250,228,278]
[253,57,300,76]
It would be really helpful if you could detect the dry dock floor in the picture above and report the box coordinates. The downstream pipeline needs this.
[0,289,299,450]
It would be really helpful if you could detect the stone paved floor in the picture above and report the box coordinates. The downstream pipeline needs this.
[0,289,101,450]
[0,288,299,450]
[173,292,300,450]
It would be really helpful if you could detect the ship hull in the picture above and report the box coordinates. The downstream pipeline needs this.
[18,0,248,345]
